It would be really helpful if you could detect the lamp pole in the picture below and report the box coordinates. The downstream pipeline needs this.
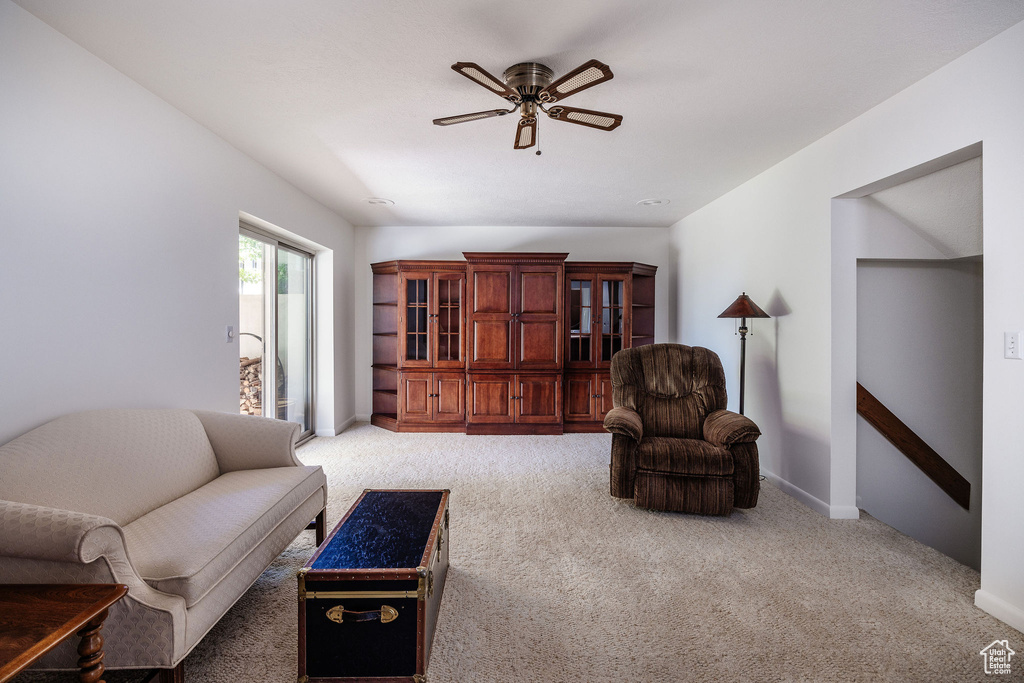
[738,317,748,415]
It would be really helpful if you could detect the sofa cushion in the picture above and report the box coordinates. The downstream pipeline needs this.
[123,465,325,608]
[636,437,734,476]
[0,409,220,526]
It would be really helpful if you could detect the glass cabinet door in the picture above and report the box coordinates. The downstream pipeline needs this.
[434,274,463,367]
[568,278,593,364]
[404,276,430,365]
[600,278,625,363]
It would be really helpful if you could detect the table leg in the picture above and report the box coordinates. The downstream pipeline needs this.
[76,607,109,683]
[315,509,326,546]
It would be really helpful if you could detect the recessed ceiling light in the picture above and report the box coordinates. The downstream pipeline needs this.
[636,198,670,206]
[366,198,395,206]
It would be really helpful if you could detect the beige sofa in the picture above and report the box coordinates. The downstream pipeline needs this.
[0,409,327,680]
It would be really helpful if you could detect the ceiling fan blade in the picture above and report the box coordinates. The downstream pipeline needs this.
[545,105,622,131]
[513,117,537,149]
[538,59,613,103]
[451,62,522,103]
[433,108,512,126]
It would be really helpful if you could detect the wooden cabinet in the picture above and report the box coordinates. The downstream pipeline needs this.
[565,271,629,369]
[464,265,513,368]
[399,372,465,424]
[465,253,563,371]
[371,254,654,435]
[563,373,614,425]
[399,270,465,370]
[562,262,657,432]
[463,253,565,434]
[465,373,562,434]
[371,261,465,432]
[516,265,562,369]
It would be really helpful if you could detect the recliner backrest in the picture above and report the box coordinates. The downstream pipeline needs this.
[610,344,727,439]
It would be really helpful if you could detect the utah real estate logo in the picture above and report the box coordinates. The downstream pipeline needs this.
[980,639,1015,675]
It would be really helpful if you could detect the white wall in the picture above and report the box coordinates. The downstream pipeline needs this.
[353,225,674,419]
[0,1,356,443]
[857,260,982,569]
[671,19,1024,630]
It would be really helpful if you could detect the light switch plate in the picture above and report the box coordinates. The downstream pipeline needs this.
[1005,331,1022,359]
[226,325,235,343]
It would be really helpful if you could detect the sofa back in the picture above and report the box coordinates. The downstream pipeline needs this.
[0,409,220,526]
[610,344,727,439]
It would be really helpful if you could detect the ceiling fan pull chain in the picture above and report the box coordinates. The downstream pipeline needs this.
[536,123,542,156]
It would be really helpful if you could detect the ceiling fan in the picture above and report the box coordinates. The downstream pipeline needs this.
[432,60,622,151]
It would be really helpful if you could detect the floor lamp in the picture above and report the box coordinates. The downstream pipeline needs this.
[718,292,770,415]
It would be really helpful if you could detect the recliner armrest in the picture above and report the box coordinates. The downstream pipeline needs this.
[192,410,301,472]
[603,407,643,443]
[704,409,761,447]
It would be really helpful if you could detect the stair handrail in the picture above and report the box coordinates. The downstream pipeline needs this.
[856,382,970,510]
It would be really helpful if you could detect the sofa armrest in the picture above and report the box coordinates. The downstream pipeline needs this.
[703,409,761,447]
[192,410,301,472]
[603,407,644,443]
[0,499,129,564]
[0,499,188,666]
[0,500,188,615]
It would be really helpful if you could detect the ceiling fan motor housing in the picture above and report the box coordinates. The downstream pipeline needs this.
[503,63,554,101]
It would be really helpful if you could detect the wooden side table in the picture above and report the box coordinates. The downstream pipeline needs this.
[0,584,128,683]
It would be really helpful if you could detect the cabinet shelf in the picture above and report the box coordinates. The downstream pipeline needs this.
[373,302,398,307]
[373,389,398,396]
[371,363,398,370]
[373,332,398,337]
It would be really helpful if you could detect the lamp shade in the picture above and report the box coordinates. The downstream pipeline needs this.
[718,292,770,319]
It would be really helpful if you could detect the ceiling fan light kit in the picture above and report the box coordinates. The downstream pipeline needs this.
[433,59,622,150]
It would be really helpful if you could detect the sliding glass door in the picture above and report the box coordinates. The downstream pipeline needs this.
[239,229,314,439]
[275,245,313,431]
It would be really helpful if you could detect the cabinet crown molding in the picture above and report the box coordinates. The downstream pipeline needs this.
[463,252,569,265]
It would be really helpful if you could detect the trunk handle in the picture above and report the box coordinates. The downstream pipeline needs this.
[325,604,398,624]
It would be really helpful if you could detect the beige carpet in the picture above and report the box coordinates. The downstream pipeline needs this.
[16,424,1022,682]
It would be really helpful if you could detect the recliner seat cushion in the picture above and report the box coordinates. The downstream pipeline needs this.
[636,437,734,476]
[123,465,325,607]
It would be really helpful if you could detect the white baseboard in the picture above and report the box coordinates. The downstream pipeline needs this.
[314,415,357,437]
[975,589,1024,633]
[761,470,860,519]
[829,505,861,520]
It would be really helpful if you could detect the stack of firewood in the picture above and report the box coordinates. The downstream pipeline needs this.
[239,357,263,416]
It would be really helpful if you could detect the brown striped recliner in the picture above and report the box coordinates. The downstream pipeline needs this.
[603,344,761,515]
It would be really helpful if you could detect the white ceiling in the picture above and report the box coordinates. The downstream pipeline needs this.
[14,1,1024,228]
[870,156,983,258]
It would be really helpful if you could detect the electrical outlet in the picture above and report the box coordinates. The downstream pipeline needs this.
[1005,331,1022,359]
